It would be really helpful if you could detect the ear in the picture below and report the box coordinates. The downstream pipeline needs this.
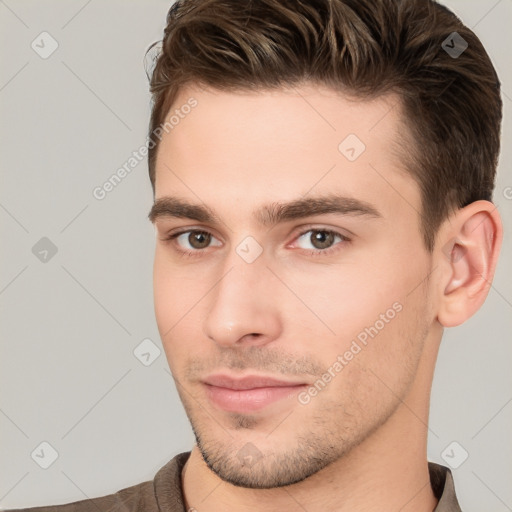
[436,200,502,327]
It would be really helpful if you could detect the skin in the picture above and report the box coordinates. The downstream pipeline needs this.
[149,82,502,512]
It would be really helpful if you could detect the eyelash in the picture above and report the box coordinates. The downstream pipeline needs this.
[159,227,351,259]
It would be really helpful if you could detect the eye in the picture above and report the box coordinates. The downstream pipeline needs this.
[166,230,221,250]
[160,226,350,258]
[293,228,349,254]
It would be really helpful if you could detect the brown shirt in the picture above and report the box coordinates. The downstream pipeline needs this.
[5,452,462,511]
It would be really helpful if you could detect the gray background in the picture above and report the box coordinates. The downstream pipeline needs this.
[0,0,511,510]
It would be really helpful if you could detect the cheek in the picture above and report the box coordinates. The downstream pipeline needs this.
[153,256,173,331]
[153,251,201,328]
[314,302,427,426]
[346,286,429,394]
[153,251,216,371]
[279,263,400,343]
[288,259,428,382]
[153,255,189,361]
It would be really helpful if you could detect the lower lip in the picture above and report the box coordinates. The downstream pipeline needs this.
[204,384,307,413]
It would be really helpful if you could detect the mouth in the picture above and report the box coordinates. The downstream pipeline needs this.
[202,374,308,413]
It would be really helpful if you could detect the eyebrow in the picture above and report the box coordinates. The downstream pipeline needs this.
[148,194,382,227]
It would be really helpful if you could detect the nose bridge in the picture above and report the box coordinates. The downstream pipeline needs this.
[203,244,280,347]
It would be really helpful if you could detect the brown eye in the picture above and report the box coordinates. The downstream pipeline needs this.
[293,228,349,255]
[188,231,211,249]
[165,229,222,253]
[309,230,336,249]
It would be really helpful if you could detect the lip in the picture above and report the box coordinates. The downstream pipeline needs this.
[202,374,308,413]
[203,374,307,390]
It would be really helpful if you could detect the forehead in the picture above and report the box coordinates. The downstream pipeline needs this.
[158,82,405,157]
[153,83,419,220]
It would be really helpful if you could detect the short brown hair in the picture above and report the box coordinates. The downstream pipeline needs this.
[146,0,502,250]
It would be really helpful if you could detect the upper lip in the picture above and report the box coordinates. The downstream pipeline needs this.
[203,374,307,390]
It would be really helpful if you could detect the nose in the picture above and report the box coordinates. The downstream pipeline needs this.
[203,251,282,348]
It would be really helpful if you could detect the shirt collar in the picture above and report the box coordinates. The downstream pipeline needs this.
[429,462,462,511]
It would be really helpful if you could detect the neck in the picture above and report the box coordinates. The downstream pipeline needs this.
[182,418,436,512]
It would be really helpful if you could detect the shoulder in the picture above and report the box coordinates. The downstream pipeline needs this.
[2,452,191,512]
[1,480,155,512]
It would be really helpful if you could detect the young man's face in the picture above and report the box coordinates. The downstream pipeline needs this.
[151,83,439,488]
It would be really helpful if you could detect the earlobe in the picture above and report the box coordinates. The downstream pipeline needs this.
[437,201,502,328]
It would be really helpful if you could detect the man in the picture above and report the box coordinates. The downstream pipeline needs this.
[7,0,503,510]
